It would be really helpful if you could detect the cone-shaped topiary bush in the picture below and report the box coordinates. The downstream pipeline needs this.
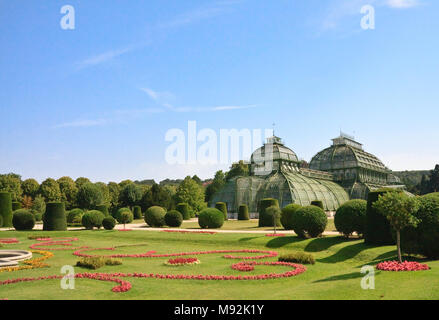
[334,199,367,237]
[238,204,249,220]
[12,209,35,231]
[0,192,13,228]
[215,202,228,221]
[310,200,324,210]
[176,203,191,220]
[198,208,224,229]
[95,205,109,216]
[43,202,67,231]
[133,206,142,219]
[258,198,280,227]
[281,204,302,230]
[67,208,84,224]
[144,206,166,227]
[165,210,183,227]
[102,216,116,230]
[292,205,327,238]
[82,210,105,230]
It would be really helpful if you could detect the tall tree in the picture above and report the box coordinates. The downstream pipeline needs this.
[119,183,143,208]
[76,182,104,209]
[95,182,111,207]
[226,160,249,181]
[75,177,91,189]
[140,183,173,211]
[192,175,202,185]
[0,173,22,201]
[57,176,78,209]
[430,165,439,193]
[119,180,133,189]
[107,182,121,209]
[205,171,226,202]
[176,176,206,214]
[22,179,39,198]
[39,178,61,202]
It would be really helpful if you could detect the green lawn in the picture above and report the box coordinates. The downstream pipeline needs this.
[0,229,437,300]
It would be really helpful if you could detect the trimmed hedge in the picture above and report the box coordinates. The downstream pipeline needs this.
[0,192,13,228]
[292,206,327,238]
[334,200,367,237]
[310,200,324,210]
[176,203,191,220]
[82,210,105,230]
[198,208,224,229]
[144,206,166,227]
[258,198,280,227]
[215,202,228,221]
[165,210,183,227]
[133,206,142,219]
[12,209,35,231]
[43,202,67,231]
[278,251,315,265]
[280,204,302,230]
[12,201,22,211]
[238,204,250,220]
[95,205,109,217]
[364,190,395,245]
[102,216,116,230]
[67,208,84,224]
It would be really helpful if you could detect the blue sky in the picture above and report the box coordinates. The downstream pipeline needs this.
[0,0,438,183]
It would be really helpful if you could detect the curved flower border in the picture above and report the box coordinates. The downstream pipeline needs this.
[0,238,19,244]
[162,230,217,235]
[0,250,53,274]
[165,257,200,266]
[265,234,286,237]
[376,260,430,272]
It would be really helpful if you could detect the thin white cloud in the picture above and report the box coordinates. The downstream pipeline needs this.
[386,0,420,8]
[77,47,134,69]
[53,118,110,128]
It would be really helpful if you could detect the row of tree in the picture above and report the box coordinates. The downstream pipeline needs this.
[414,165,439,195]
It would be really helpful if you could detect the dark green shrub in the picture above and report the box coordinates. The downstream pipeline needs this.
[165,210,183,227]
[265,205,282,228]
[0,192,13,228]
[176,203,191,220]
[114,207,131,222]
[117,210,134,227]
[293,206,327,238]
[12,209,35,231]
[0,215,3,228]
[76,257,122,270]
[278,251,315,265]
[238,204,249,220]
[281,204,302,230]
[364,190,395,245]
[334,200,367,237]
[133,206,142,219]
[310,200,324,210]
[258,198,280,227]
[198,208,224,229]
[95,205,109,216]
[144,206,166,227]
[215,202,228,221]
[33,211,43,222]
[12,201,22,211]
[43,202,67,231]
[102,216,116,230]
[67,208,84,224]
[82,210,105,230]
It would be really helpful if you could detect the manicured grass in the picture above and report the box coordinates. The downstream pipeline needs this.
[0,230,437,300]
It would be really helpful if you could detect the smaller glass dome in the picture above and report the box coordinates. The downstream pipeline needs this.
[250,136,299,165]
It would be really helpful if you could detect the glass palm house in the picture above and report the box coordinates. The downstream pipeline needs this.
[210,133,404,213]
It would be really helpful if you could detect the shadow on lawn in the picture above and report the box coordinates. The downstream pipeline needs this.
[265,236,305,248]
[317,242,373,264]
[313,270,382,283]
[304,236,353,253]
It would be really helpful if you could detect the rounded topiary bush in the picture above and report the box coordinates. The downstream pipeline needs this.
[95,205,109,217]
[310,200,324,210]
[12,201,22,211]
[334,200,367,237]
[0,192,13,228]
[165,210,183,227]
[198,208,224,229]
[43,202,67,231]
[281,204,302,230]
[238,204,249,220]
[144,206,166,227]
[114,207,131,222]
[293,206,327,238]
[364,189,395,245]
[176,203,191,220]
[102,216,116,230]
[118,210,134,227]
[12,209,35,231]
[215,202,228,221]
[82,210,105,230]
[133,206,142,219]
[67,208,84,224]
[258,198,280,227]
[266,205,282,227]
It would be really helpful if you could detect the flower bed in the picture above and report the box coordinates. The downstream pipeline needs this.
[162,230,217,235]
[0,250,53,274]
[165,257,200,266]
[118,229,132,232]
[265,234,286,237]
[29,237,87,251]
[376,260,430,272]
[0,238,19,244]
[231,262,255,272]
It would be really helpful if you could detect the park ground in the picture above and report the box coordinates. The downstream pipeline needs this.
[0,226,438,300]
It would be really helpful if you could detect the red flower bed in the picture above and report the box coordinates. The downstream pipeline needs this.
[231,262,255,272]
[265,234,286,237]
[0,238,19,244]
[29,237,87,251]
[166,257,200,266]
[162,230,217,235]
[118,229,132,232]
[376,260,430,272]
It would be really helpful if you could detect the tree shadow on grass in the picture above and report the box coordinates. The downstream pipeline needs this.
[265,236,305,248]
[317,242,373,264]
[238,236,263,242]
[313,270,382,283]
[304,236,354,253]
